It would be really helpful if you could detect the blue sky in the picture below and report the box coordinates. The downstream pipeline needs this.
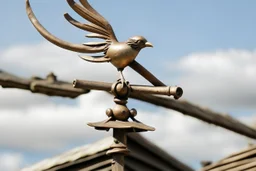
[1,0,256,170]
[3,1,256,52]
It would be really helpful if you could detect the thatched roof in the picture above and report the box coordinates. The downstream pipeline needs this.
[202,145,256,171]
[21,134,194,171]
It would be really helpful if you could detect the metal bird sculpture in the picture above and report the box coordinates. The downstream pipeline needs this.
[26,0,153,85]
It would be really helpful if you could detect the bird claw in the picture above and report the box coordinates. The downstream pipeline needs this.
[117,78,129,88]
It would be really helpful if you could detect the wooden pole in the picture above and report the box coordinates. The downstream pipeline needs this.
[111,129,127,171]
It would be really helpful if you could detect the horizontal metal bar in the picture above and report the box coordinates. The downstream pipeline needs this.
[73,79,182,98]
[130,85,183,99]
[73,80,112,92]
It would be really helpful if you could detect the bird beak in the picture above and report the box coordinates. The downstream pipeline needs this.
[145,42,153,47]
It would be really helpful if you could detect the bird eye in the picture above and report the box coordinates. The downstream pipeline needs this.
[135,40,141,44]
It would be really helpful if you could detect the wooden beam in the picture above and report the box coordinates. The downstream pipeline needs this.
[0,70,89,98]
[1,70,256,139]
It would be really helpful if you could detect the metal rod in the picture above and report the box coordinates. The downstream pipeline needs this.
[73,80,112,91]
[129,60,166,86]
[131,85,183,99]
[73,79,183,98]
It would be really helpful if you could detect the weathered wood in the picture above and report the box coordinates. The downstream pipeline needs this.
[202,145,256,171]
[0,70,89,98]
[22,134,194,171]
[0,70,30,90]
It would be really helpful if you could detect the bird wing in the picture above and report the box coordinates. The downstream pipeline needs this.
[26,0,117,58]
[67,0,117,41]
[65,0,119,63]
[79,55,111,63]
[65,0,118,43]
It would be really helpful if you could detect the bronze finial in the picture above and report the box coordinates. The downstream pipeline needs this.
[26,0,153,85]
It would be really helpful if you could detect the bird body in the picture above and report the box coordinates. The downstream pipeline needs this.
[107,42,139,69]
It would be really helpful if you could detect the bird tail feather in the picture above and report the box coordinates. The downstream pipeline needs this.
[79,55,111,63]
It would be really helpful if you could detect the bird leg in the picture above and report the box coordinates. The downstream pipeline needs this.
[118,69,126,87]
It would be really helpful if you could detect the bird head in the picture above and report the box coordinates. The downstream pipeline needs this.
[127,36,153,51]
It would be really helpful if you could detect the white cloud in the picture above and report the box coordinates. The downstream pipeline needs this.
[0,91,113,152]
[169,49,256,110]
[0,153,24,171]
[0,88,51,109]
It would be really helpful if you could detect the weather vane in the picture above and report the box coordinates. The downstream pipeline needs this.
[26,0,183,170]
